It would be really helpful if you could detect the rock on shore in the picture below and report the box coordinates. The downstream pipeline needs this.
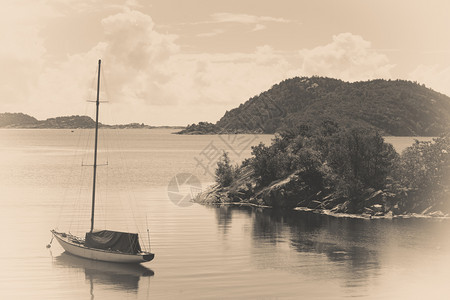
[194,166,448,218]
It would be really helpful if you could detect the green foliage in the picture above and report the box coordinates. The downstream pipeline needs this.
[247,124,402,206]
[293,147,325,192]
[331,130,397,187]
[250,143,281,185]
[248,125,320,186]
[214,117,450,212]
[214,77,450,136]
[393,137,450,205]
[326,129,399,200]
[215,151,238,187]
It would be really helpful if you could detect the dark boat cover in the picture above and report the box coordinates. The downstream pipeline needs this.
[85,230,142,254]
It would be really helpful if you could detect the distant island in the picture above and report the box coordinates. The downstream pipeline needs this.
[178,77,450,136]
[0,113,184,129]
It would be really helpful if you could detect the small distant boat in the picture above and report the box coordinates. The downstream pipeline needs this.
[51,60,154,264]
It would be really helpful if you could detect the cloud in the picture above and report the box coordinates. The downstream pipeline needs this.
[20,29,396,125]
[173,12,295,36]
[0,1,57,110]
[101,9,179,66]
[159,33,395,124]
[165,46,292,109]
[196,29,226,38]
[211,12,291,24]
[408,65,450,96]
[299,33,394,81]
[0,0,397,125]
[51,0,142,14]
[31,8,181,121]
[32,8,296,122]
[252,24,266,32]
[97,9,180,108]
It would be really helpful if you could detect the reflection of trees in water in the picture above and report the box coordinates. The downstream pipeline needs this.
[210,204,253,234]
[272,210,380,289]
[54,252,154,298]
[250,208,286,245]
[216,206,381,290]
[214,205,233,234]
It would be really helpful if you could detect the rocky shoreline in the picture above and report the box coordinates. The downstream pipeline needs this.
[194,166,449,219]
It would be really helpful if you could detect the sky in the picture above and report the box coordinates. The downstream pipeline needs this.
[2,0,450,125]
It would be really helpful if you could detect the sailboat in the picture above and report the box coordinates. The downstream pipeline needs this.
[51,60,155,264]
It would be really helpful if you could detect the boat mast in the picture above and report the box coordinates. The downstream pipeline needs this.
[90,59,101,233]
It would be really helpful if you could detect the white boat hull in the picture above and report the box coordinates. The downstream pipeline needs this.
[51,231,154,264]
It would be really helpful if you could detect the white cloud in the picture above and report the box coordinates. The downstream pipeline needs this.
[408,65,450,96]
[101,9,179,67]
[30,8,181,122]
[50,0,142,13]
[211,12,291,24]
[299,33,394,81]
[164,46,292,114]
[161,33,395,124]
[30,7,299,124]
[18,29,397,124]
[197,29,226,37]
[0,0,398,125]
[0,1,57,110]
[177,12,294,36]
[252,24,266,32]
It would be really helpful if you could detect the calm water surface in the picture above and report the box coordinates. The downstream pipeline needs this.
[0,129,449,299]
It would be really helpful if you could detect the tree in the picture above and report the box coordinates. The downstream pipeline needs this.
[215,151,234,187]
[325,129,398,203]
[250,142,289,186]
[394,137,450,204]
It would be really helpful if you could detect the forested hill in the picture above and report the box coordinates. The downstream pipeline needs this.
[179,77,450,136]
[0,113,97,128]
[0,113,156,129]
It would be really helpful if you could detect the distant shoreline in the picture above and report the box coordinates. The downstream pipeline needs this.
[0,126,185,130]
[0,112,185,129]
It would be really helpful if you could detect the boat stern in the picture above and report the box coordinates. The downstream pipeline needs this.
[143,253,155,262]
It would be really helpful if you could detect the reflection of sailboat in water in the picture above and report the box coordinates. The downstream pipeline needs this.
[50,60,154,264]
[54,252,154,298]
